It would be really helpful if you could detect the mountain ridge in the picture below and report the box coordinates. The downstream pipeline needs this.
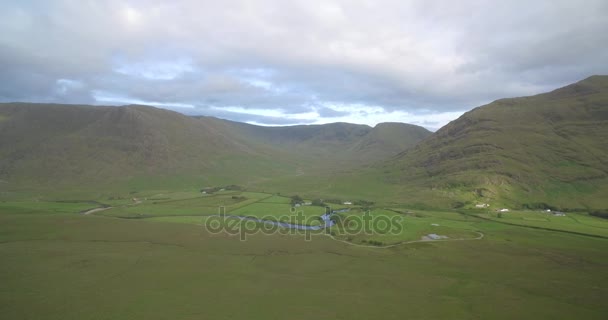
[0,102,430,191]
[380,75,608,209]
[1,76,607,210]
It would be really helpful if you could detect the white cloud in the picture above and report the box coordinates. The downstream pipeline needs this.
[309,104,465,131]
[113,57,195,80]
[1,0,607,128]
[92,90,195,108]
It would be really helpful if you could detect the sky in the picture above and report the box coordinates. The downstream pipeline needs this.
[1,0,607,130]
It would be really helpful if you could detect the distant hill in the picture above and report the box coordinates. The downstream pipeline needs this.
[0,103,290,190]
[350,122,432,164]
[0,103,430,192]
[2,76,607,210]
[209,118,431,166]
[381,75,608,209]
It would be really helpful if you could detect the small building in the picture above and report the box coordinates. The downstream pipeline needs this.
[303,201,312,206]
[499,208,509,212]
[553,211,566,216]
[343,201,352,205]
[475,203,489,208]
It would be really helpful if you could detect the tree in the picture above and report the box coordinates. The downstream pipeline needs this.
[312,199,324,206]
[290,195,303,206]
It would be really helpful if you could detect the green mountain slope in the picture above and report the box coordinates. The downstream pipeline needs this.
[0,103,297,190]
[381,75,608,209]
[211,118,431,167]
[0,103,430,194]
[350,122,433,164]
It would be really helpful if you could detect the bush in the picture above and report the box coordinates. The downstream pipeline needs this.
[311,199,324,206]
[290,195,303,206]
[522,202,559,211]
[354,200,375,207]
[201,185,244,194]
[452,201,466,209]
[590,209,608,219]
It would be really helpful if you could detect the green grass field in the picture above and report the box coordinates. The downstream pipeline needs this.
[470,210,608,238]
[230,202,326,225]
[329,209,481,246]
[0,200,99,214]
[1,193,608,319]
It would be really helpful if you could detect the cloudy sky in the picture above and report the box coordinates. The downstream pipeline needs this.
[1,0,607,130]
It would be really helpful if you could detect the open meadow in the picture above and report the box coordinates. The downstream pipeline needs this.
[1,191,607,319]
[2,2,608,319]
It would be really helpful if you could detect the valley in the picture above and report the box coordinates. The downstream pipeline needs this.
[1,194,607,319]
[1,76,608,319]
[3,1,608,318]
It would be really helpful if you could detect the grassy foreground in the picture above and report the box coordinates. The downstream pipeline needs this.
[1,196,608,319]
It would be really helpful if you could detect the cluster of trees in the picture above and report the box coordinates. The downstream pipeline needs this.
[290,195,303,206]
[451,201,466,209]
[289,195,374,209]
[590,209,608,219]
[200,185,244,194]
[290,195,326,206]
[311,199,324,206]
[354,200,374,207]
[522,202,559,211]
[362,239,384,246]
[320,199,374,206]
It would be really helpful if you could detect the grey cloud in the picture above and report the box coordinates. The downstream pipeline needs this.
[316,107,349,118]
[1,0,607,124]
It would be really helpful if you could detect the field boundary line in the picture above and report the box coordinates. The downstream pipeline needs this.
[323,231,485,249]
[458,211,608,239]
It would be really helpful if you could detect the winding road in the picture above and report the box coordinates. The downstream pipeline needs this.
[81,206,113,215]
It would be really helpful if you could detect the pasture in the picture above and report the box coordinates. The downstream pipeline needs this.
[472,210,608,238]
[1,194,607,319]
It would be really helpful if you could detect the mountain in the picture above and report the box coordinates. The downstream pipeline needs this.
[0,103,294,191]
[210,118,432,166]
[0,102,430,193]
[350,122,433,164]
[2,76,607,210]
[381,75,608,209]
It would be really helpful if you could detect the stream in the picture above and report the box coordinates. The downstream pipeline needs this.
[218,208,349,230]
